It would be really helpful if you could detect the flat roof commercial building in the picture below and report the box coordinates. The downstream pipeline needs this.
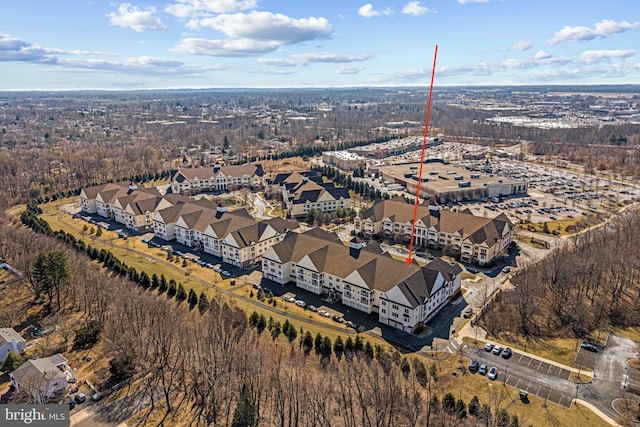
[373,160,527,203]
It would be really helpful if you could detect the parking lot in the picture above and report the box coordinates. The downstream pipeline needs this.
[510,353,572,381]
[465,344,577,409]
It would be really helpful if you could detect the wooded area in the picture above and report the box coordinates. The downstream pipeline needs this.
[482,209,640,339]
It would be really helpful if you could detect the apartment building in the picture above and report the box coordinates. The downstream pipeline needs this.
[80,182,185,231]
[262,229,462,333]
[170,163,266,194]
[154,201,298,267]
[267,171,352,218]
[354,198,513,266]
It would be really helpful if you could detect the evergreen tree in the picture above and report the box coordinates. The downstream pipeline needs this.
[198,291,210,314]
[345,336,355,352]
[0,351,26,373]
[468,396,481,417]
[231,383,257,427]
[314,332,323,354]
[187,288,198,306]
[176,283,187,300]
[256,314,267,334]
[333,336,344,355]
[151,273,159,289]
[139,271,151,289]
[302,331,313,353]
[167,279,177,297]
[354,335,364,352]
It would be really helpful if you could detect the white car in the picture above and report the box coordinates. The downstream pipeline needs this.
[222,271,231,277]
[488,367,498,380]
[284,295,296,303]
[295,300,306,308]
[318,310,331,317]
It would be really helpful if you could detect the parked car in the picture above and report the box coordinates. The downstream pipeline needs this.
[332,315,344,323]
[284,295,296,303]
[502,347,512,359]
[469,360,480,373]
[478,364,488,376]
[222,271,231,277]
[69,386,79,394]
[492,345,502,356]
[307,305,318,312]
[484,342,494,352]
[91,392,101,402]
[318,310,330,318]
[74,393,86,404]
[581,342,598,353]
[488,367,498,380]
[67,396,76,410]
[345,320,358,329]
[463,308,473,318]
[295,300,306,308]
[252,283,261,290]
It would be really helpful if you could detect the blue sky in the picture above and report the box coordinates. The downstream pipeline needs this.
[1,0,638,90]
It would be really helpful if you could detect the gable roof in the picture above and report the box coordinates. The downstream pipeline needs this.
[10,355,67,386]
[361,198,513,244]
[172,164,265,183]
[0,328,25,347]
[268,229,462,308]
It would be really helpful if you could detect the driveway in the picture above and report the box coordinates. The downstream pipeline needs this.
[582,335,639,420]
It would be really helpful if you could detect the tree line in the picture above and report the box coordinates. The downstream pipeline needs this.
[482,209,640,339]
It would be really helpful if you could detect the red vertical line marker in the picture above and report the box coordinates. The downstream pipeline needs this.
[407,44,438,266]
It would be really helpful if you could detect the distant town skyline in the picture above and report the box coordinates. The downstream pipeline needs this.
[1,0,639,90]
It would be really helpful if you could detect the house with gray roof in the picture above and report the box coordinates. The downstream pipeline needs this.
[9,354,69,403]
[0,328,26,364]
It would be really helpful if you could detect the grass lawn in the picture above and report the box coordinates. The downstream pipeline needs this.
[610,326,640,343]
[461,272,477,281]
[518,235,551,249]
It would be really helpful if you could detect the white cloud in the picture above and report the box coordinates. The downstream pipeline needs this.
[57,56,200,75]
[402,1,428,16]
[257,58,298,67]
[259,52,370,67]
[194,12,332,44]
[358,4,381,18]
[165,0,258,19]
[0,34,207,77]
[534,50,552,60]
[172,38,281,57]
[457,0,489,3]
[505,41,532,51]
[336,66,365,74]
[293,52,370,63]
[108,3,167,32]
[578,49,635,64]
[179,11,333,57]
[548,19,640,45]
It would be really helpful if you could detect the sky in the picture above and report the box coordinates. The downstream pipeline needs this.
[1,0,639,90]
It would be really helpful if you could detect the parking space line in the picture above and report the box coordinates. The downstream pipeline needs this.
[514,377,521,388]
[546,364,552,374]
[527,358,533,367]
